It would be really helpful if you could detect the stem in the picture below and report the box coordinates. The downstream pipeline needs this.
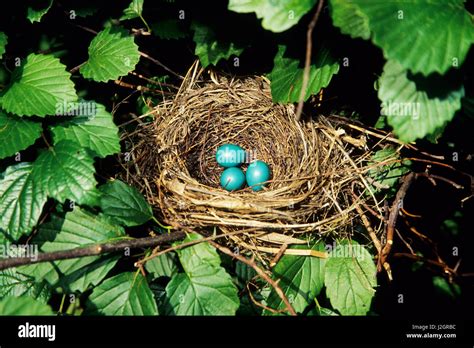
[139,14,151,33]
[0,232,186,271]
[295,0,324,121]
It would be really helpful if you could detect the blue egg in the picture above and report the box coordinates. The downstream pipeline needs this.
[220,167,246,191]
[246,160,271,191]
[216,143,246,168]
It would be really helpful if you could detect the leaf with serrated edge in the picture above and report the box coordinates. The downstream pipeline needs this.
[0,296,53,315]
[0,112,42,160]
[87,272,158,315]
[324,240,376,315]
[268,44,339,103]
[0,268,50,303]
[80,27,140,82]
[164,233,239,315]
[18,208,125,293]
[354,0,474,75]
[379,60,464,142]
[329,0,370,40]
[98,180,152,226]
[145,253,179,280]
[0,163,47,240]
[191,21,244,68]
[120,0,143,20]
[50,102,120,158]
[367,147,410,193]
[228,0,316,33]
[266,242,326,314]
[32,140,97,204]
[0,53,77,117]
[27,0,53,23]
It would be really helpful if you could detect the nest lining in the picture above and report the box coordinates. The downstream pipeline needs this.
[121,63,393,259]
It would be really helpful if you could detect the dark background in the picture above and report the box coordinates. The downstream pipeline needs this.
[0,0,473,318]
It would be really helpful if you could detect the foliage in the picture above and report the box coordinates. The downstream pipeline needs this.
[0,0,471,317]
[80,27,140,82]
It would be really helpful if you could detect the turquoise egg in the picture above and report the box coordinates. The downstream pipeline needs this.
[246,160,271,191]
[220,167,246,191]
[216,143,246,168]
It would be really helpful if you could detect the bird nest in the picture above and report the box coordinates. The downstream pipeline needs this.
[120,62,399,261]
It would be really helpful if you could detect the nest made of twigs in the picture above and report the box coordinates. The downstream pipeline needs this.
[120,62,397,260]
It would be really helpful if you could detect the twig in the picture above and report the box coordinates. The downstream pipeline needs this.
[378,172,415,274]
[270,243,288,268]
[392,253,457,276]
[208,241,297,316]
[246,283,287,315]
[139,51,184,80]
[354,204,382,253]
[0,232,186,271]
[70,62,85,74]
[295,0,324,121]
[134,229,247,267]
[416,172,464,190]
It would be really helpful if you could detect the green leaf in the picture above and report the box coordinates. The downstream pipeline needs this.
[0,296,53,315]
[309,306,339,316]
[175,233,222,271]
[0,53,77,117]
[27,0,53,23]
[433,276,461,300]
[50,102,120,158]
[145,253,179,279]
[349,0,474,75]
[0,32,7,59]
[379,60,464,142]
[87,272,158,315]
[0,111,42,160]
[324,240,377,315]
[0,163,48,241]
[164,233,240,315]
[151,19,187,40]
[0,268,50,303]
[33,140,97,204]
[228,0,316,33]
[18,208,125,293]
[266,242,326,314]
[120,0,144,20]
[235,261,257,286]
[80,27,140,82]
[329,0,370,40]
[367,147,411,194]
[268,44,339,103]
[191,21,245,68]
[98,180,152,226]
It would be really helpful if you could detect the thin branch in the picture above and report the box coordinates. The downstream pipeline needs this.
[69,62,85,74]
[295,0,324,121]
[208,241,297,316]
[416,172,464,190]
[246,283,287,315]
[0,232,186,271]
[139,51,184,80]
[392,253,457,276]
[378,172,415,274]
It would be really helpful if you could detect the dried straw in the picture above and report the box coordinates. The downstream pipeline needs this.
[120,62,396,261]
